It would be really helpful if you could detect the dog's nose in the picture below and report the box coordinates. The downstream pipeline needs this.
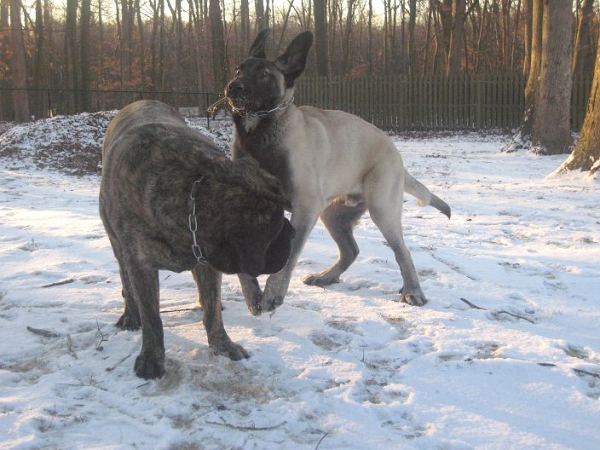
[226,80,243,96]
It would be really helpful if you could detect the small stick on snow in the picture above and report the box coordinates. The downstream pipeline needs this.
[460,298,486,310]
[496,310,535,324]
[206,419,287,431]
[26,326,61,338]
[41,278,75,288]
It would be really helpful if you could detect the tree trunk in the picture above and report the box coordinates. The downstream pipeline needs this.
[407,0,417,76]
[33,0,45,118]
[446,0,467,75]
[522,0,543,136]
[572,0,595,79]
[240,0,250,46]
[531,0,573,155]
[314,0,328,77]
[210,0,228,90]
[255,0,266,30]
[65,0,79,112]
[522,0,532,75]
[0,0,10,120]
[80,0,91,111]
[10,0,30,121]
[554,31,600,177]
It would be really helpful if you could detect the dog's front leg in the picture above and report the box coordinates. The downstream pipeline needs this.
[237,273,263,316]
[261,208,320,312]
[193,264,249,360]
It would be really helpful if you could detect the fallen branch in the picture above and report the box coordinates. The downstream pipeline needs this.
[315,431,331,450]
[105,353,133,372]
[206,418,287,431]
[496,310,535,324]
[160,307,199,314]
[573,368,600,379]
[26,326,61,338]
[460,298,486,310]
[41,278,75,288]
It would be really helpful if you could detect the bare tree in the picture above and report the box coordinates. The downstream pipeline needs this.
[572,0,595,79]
[314,0,328,76]
[446,0,467,75]
[210,0,228,89]
[407,0,417,76]
[10,0,29,121]
[553,32,600,177]
[80,0,91,111]
[531,0,573,155]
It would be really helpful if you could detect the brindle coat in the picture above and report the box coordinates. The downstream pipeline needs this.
[225,29,451,314]
[99,100,293,379]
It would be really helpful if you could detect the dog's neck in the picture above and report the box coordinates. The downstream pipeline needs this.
[232,95,294,133]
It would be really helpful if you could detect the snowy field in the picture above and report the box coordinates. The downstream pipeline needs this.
[0,114,599,449]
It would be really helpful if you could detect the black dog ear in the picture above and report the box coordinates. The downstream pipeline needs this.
[249,28,271,59]
[274,31,314,83]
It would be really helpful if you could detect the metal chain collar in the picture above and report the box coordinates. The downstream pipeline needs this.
[188,176,210,266]
[229,96,295,118]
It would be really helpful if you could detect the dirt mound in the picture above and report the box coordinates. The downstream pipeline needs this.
[0,110,233,177]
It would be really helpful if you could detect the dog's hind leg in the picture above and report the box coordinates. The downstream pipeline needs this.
[193,264,249,360]
[100,215,141,330]
[302,197,367,287]
[115,260,142,331]
[124,263,166,379]
[365,170,427,307]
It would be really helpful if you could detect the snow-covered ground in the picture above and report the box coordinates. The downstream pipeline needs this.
[0,115,599,449]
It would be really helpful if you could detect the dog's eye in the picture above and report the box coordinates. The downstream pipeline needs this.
[259,70,270,80]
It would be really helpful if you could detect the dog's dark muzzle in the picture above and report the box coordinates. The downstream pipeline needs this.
[239,219,294,277]
[225,80,246,106]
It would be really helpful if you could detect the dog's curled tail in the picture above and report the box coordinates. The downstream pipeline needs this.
[404,171,451,219]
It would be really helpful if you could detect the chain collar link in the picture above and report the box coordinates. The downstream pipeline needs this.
[188,176,210,266]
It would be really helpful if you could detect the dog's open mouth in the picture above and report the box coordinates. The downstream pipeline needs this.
[226,96,249,112]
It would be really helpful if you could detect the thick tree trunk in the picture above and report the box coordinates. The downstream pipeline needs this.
[531,0,573,155]
[554,32,600,177]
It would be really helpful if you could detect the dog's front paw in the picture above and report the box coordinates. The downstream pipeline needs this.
[401,292,427,307]
[210,340,250,361]
[245,292,263,316]
[259,295,284,313]
[134,352,166,379]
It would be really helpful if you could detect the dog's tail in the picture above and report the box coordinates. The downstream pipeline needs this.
[404,171,451,219]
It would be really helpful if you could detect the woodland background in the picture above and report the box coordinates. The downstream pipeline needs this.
[1,0,598,123]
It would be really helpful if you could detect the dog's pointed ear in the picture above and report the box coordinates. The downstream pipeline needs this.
[274,31,314,82]
[249,28,271,59]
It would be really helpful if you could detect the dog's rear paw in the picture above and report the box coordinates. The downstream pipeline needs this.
[401,292,427,307]
[134,353,166,379]
[302,272,340,287]
[210,340,250,361]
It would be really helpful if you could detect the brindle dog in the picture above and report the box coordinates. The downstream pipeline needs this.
[100,100,293,379]
[226,29,451,315]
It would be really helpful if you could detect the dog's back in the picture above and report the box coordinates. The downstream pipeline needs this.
[103,100,186,159]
